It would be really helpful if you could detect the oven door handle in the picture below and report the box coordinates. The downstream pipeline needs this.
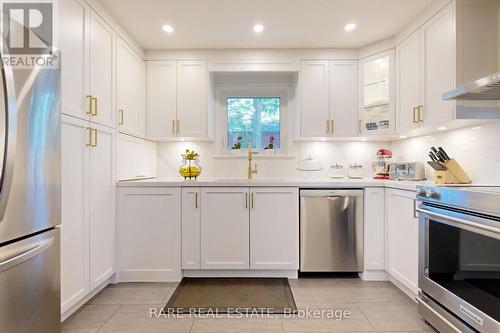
[417,207,500,239]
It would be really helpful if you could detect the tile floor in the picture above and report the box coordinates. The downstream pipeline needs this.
[62,278,437,333]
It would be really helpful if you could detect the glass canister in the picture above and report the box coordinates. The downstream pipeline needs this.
[179,149,202,180]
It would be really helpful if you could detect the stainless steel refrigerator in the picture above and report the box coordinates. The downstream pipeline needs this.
[0,53,61,330]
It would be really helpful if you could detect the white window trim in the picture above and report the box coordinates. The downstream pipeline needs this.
[214,84,292,156]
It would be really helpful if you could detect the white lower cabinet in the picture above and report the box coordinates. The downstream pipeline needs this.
[61,115,116,314]
[182,187,300,271]
[363,187,385,273]
[250,188,299,269]
[385,188,419,296]
[201,187,250,269]
[117,187,181,281]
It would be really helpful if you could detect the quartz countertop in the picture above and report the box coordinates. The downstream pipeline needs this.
[117,177,436,191]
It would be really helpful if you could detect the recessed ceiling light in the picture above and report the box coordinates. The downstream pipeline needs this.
[361,138,367,142]
[437,126,448,131]
[253,24,264,33]
[162,24,174,33]
[344,23,356,32]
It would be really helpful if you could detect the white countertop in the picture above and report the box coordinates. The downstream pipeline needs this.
[117,177,436,191]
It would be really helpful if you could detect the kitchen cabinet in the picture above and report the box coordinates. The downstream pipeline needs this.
[250,188,299,269]
[182,188,201,269]
[147,60,208,139]
[117,37,146,136]
[58,0,116,128]
[117,187,181,282]
[364,187,385,273]
[61,115,116,313]
[300,60,358,137]
[359,50,395,135]
[385,188,419,297]
[201,187,250,269]
[116,133,156,181]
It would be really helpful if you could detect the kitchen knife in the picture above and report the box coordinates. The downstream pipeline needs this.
[430,147,445,162]
[429,153,438,162]
[438,147,451,161]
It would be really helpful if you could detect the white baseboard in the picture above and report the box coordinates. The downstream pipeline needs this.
[61,276,115,322]
[183,269,298,278]
[389,276,418,302]
[359,270,390,281]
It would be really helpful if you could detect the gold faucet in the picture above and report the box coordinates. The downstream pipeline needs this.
[247,143,258,180]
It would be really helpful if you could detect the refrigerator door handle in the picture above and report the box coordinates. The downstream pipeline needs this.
[0,237,54,273]
[0,53,18,222]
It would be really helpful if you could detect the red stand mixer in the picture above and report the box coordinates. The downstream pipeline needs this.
[372,148,392,179]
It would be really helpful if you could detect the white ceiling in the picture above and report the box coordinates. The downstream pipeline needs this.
[97,0,434,50]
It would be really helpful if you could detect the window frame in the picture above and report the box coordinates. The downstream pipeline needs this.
[215,85,290,155]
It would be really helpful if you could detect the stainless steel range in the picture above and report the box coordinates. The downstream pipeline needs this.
[416,186,500,333]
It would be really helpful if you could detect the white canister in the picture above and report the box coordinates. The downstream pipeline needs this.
[347,164,364,179]
[329,164,345,178]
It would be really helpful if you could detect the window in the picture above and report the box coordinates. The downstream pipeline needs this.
[226,97,281,150]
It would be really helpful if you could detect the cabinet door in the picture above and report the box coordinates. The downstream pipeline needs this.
[117,38,145,136]
[89,11,116,128]
[176,60,207,137]
[147,61,177,139]
[89,124,116,289]
[61,115,90,313]
[397,30,422,132]
[201,187,250,269]
[182,188,201,269]
[364,187,385,271]
[331,60,358,137]
[421,3,455,127]
[117,188,181,281]
[359,50,395,135]
[116,133,156,181]
[250,188,299,269]
[301,60,330,137]
[58,0,90,120]
[386,189,418,296]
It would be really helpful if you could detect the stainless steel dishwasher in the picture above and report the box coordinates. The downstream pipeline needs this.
[300,189,364,272]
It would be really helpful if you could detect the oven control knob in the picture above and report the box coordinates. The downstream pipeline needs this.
[427,190,440,200]
[417,190,427,198]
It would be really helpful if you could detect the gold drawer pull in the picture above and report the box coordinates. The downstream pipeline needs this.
[118,109,124,125]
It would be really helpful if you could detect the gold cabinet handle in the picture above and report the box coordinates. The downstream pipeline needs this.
[86,127,92,146]
[245,192,248,208]
[172,120,175,135]
[412,107,419,123]
[91,128,97,147]
[358,119,363,133]
[86,95,93,115]
[176,120,180,135]
[418,105,424,122]
[195,192,198,209]
[326,120,330,134]
[91,97,98,116]
[331,120,334,134]
[118,109,124,125]
[251,192,254,209]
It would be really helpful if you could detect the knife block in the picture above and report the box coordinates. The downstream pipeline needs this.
[433,159,471,184]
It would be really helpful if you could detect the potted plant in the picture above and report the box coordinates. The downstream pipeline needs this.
[231,136,242,155]
[263,136,275,155]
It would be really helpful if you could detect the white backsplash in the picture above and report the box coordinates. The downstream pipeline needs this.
[156,122,500,184]
[392,121,500,185]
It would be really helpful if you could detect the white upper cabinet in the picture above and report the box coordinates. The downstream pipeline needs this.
[330,60,358,137]
[147,60,208,140]
[421,3,455,127]
[249,188,299,270]
[147,61,177,139]
[397,30,422,132]
[117,38,146,137]
[59,0,90,121]
[359,50,395,136]
[301,60,331,137]
[116,133,156,181]
[201,187,250,269]
[301,60,358,137]
[89,12,116,128]
[176,60,207,137]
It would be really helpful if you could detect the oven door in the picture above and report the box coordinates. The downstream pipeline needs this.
[417,204,500,333]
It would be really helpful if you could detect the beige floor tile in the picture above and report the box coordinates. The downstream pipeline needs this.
[357,303,433,332]
[62,304,119,332]
[282,315,374,332]
[191,316,284,333]
[308,286,390,303]
[375,284,416,305]
[98,304,194,333]
[88,283,174,305]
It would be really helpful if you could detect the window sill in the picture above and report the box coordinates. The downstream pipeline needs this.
[213,154,295,160]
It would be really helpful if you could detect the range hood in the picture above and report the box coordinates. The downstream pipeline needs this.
[442,72,500,101]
